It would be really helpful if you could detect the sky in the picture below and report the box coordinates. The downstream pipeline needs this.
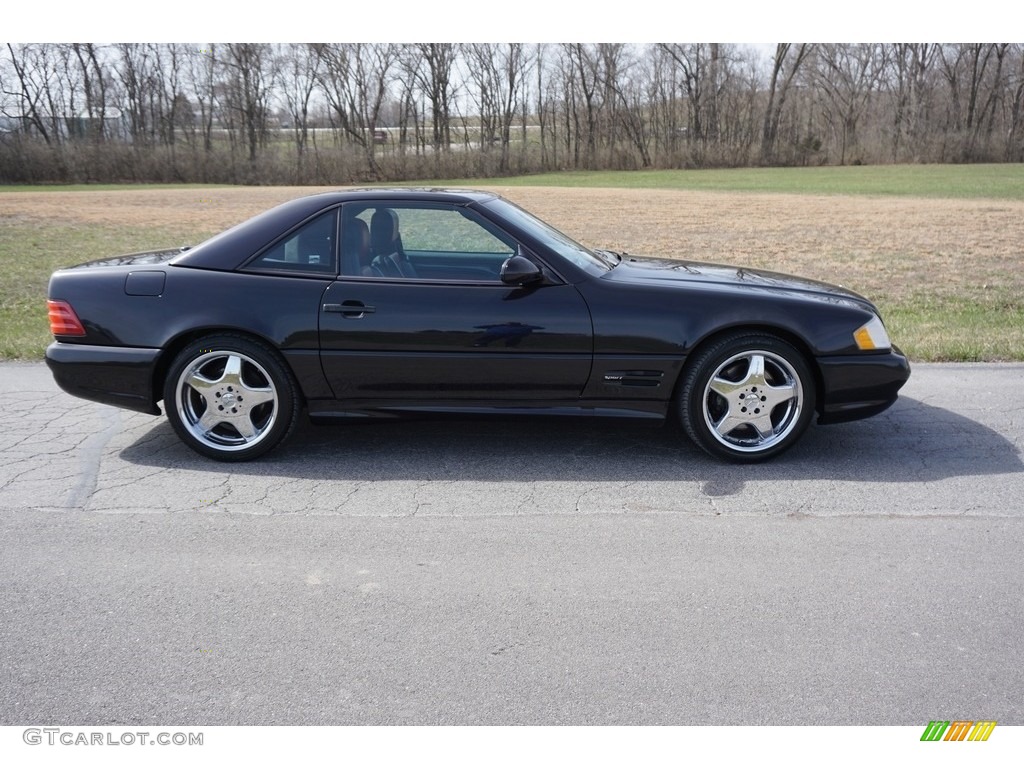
[5,1,1010,43]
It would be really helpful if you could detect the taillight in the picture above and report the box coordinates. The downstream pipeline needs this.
[47,300,86,337]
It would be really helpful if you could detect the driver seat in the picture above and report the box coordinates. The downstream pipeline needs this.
[369,208,417,278]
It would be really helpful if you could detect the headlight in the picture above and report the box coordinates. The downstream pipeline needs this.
[853,315,891,351]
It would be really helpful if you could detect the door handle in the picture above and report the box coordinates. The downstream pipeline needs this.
[324,301,376,318]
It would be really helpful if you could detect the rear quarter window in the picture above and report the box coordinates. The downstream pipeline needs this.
[246,209,338,275]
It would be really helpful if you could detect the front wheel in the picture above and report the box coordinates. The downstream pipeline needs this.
[163,334,300,461]
[678,333,816,462]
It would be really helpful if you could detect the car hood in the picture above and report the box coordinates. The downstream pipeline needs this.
[606,254,876,309]
[64,248,188,269]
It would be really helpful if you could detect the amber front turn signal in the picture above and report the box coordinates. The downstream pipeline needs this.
[853,316,891,351]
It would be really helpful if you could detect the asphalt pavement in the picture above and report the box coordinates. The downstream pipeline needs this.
[1,362,1021,724]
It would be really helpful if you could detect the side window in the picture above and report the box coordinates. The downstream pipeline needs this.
[248,210,337,275]
[399,208,513,254]
[344,204,516,281]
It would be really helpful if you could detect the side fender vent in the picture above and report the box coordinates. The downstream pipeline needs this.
[603,370,665,388]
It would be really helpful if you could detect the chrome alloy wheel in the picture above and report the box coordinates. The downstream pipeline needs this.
[701,349,804,454]
[175,350,279,452]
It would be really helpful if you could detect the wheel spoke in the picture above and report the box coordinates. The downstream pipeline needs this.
[714,413,748,437]
[709,376,740,397]
[228,413,258,440]
[239,386,275,408]
[748,411,778,439]
[185,371,218,399]
[197,409,223,433]
[762,380,798,409]
[744,353,767,386]
[221,354,244,387]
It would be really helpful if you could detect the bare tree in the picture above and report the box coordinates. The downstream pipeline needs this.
[813,43,887,164]
[352,43,400,170]
[1007,45,1024,161]
[463,43,530,172]
[70,43,109,140]
[156,44,188,149]
[4,43,59,144]
[402,43,457,154]
[761,44,812,164]
[936,43,1011,160]
[4,41,1024,183]
[886,44,939,162]
[278,43,319,176]
[313,43,398,175]
[658,43,710,146]
[221,43,276,165]
[599,44,653,167]
[562,43,603,167]
[115,43,157,145]
[183,44,218,157]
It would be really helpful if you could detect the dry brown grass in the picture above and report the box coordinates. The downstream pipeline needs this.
[5,185,1022,304]
[4,185,1023,359]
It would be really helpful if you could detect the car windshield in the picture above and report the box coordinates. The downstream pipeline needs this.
[481,197,612,272]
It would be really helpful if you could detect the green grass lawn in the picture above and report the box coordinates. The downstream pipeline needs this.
[5,164,1022,200]
[0,223,201,360]
[0,183,236,194]
[428,163,1024,201]
[884,295,1024,362]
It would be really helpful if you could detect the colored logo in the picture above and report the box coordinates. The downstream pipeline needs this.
[920,721,996,741]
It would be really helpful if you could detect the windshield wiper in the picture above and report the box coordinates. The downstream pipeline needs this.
[594,248,622,268]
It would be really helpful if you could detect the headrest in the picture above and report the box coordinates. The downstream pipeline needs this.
[344,217,370,250]
[370,209,399,254]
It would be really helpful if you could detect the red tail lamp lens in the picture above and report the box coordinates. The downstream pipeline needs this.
[48,300,86,336]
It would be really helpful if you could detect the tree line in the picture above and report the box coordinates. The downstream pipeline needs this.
[2,43,1022,184]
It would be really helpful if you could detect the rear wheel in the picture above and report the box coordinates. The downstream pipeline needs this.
[163,334,300,461]
[678,332,815,462]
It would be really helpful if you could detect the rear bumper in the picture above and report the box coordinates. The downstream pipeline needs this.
[816,347,911,424]
[46,342,162,415]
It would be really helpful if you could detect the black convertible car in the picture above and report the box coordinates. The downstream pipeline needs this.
[46,189,909,462]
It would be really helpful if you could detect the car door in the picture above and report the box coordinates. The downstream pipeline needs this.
[319,201,593,403]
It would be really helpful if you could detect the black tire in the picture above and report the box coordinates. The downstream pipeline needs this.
[678,332,815,462]
[163,334,300,461]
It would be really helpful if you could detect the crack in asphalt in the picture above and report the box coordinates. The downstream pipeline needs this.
[65,405,123,509]
[2,362,1024,519]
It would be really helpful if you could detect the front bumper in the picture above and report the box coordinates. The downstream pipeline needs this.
[46,342,162,415]
[816,346,911,424]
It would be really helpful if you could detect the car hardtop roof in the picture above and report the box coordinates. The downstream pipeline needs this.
[171,187,504,271]
[309,187,501,205]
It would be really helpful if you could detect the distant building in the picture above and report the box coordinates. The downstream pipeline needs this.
[0,109,130,142]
